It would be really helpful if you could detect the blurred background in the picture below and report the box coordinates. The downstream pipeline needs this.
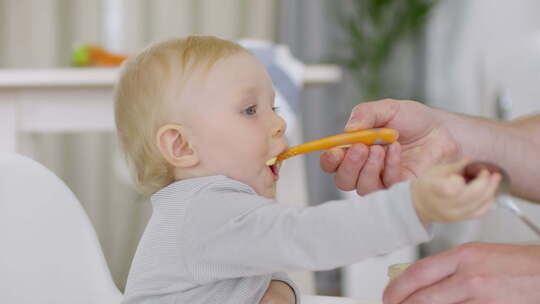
[2,0,540,301]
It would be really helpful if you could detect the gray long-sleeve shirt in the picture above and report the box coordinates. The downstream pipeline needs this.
[123,175,430,304]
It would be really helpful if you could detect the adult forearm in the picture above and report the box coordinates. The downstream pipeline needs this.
[439,110,540,201]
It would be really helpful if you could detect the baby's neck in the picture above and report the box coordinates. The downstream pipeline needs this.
[173,166,214,181]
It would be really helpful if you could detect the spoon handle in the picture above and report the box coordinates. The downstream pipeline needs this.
[499,196,540,237]
[276,128,398,162]
[519,216,540,237]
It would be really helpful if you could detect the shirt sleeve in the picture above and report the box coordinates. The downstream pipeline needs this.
[182,180,430,284]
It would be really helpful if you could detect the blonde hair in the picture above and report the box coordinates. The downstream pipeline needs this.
[115,36,248,195]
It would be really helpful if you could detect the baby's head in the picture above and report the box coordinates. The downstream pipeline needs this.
[115,36,287,198]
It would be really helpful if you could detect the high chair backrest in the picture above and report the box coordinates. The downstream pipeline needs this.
[0,154,122,304]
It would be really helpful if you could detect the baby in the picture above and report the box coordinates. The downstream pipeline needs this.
[115,36,500,304]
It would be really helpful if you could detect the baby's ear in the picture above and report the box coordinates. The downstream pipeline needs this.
[156,124,199,168]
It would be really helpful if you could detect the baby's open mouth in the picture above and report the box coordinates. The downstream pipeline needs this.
[267,161,281,181]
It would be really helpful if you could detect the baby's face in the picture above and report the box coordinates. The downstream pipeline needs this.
[178,53,288,198]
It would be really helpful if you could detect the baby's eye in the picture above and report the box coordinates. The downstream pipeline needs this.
[243,105,257,116]
[272,106,280,113]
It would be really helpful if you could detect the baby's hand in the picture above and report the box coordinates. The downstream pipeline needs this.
[259,280,295,304]
[412,159,501,225]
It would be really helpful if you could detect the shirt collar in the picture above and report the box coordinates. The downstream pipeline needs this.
[150,175,256,208]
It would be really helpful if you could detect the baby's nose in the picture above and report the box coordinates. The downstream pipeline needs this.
[272,116,287,137]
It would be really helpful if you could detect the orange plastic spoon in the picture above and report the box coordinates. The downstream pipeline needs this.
[267,128,398,165]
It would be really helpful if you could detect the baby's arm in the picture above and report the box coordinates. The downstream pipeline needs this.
[412,159,501,224]
[182,181,429,284]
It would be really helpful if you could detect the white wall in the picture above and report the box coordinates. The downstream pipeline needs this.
[424,0,540,254]
[425,0,540,115]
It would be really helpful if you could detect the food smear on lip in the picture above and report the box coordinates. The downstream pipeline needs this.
[266,157,277,166]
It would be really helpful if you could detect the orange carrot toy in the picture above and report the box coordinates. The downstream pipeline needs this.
[72,45,127,67]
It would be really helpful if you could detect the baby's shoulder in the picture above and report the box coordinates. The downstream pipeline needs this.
[183,179,274,233]
[195,175,259,198]
[188,178,273,213]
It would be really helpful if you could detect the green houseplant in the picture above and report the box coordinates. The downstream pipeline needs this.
[337,0,439,100]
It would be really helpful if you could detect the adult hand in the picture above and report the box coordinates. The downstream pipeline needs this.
[320,99,460,195]
[383,242,540,303]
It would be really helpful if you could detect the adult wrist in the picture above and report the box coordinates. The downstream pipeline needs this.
[433,108,466,159]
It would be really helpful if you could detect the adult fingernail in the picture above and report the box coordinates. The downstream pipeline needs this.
[346,112,355,124]
[326,149,339,162]
[345,121,360,132]
[348,145,365,161]
[370,146,381,157]
[349,150,362,161]
[345,113,360,130]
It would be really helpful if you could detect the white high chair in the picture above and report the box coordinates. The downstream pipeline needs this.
[0,153,375,304]
[0,153,122,304]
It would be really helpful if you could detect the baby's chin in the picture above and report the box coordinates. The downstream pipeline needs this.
[261,192,276,199]
[254,184,277,199]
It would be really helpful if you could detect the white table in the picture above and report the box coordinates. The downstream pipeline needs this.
[0,66,342,152]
